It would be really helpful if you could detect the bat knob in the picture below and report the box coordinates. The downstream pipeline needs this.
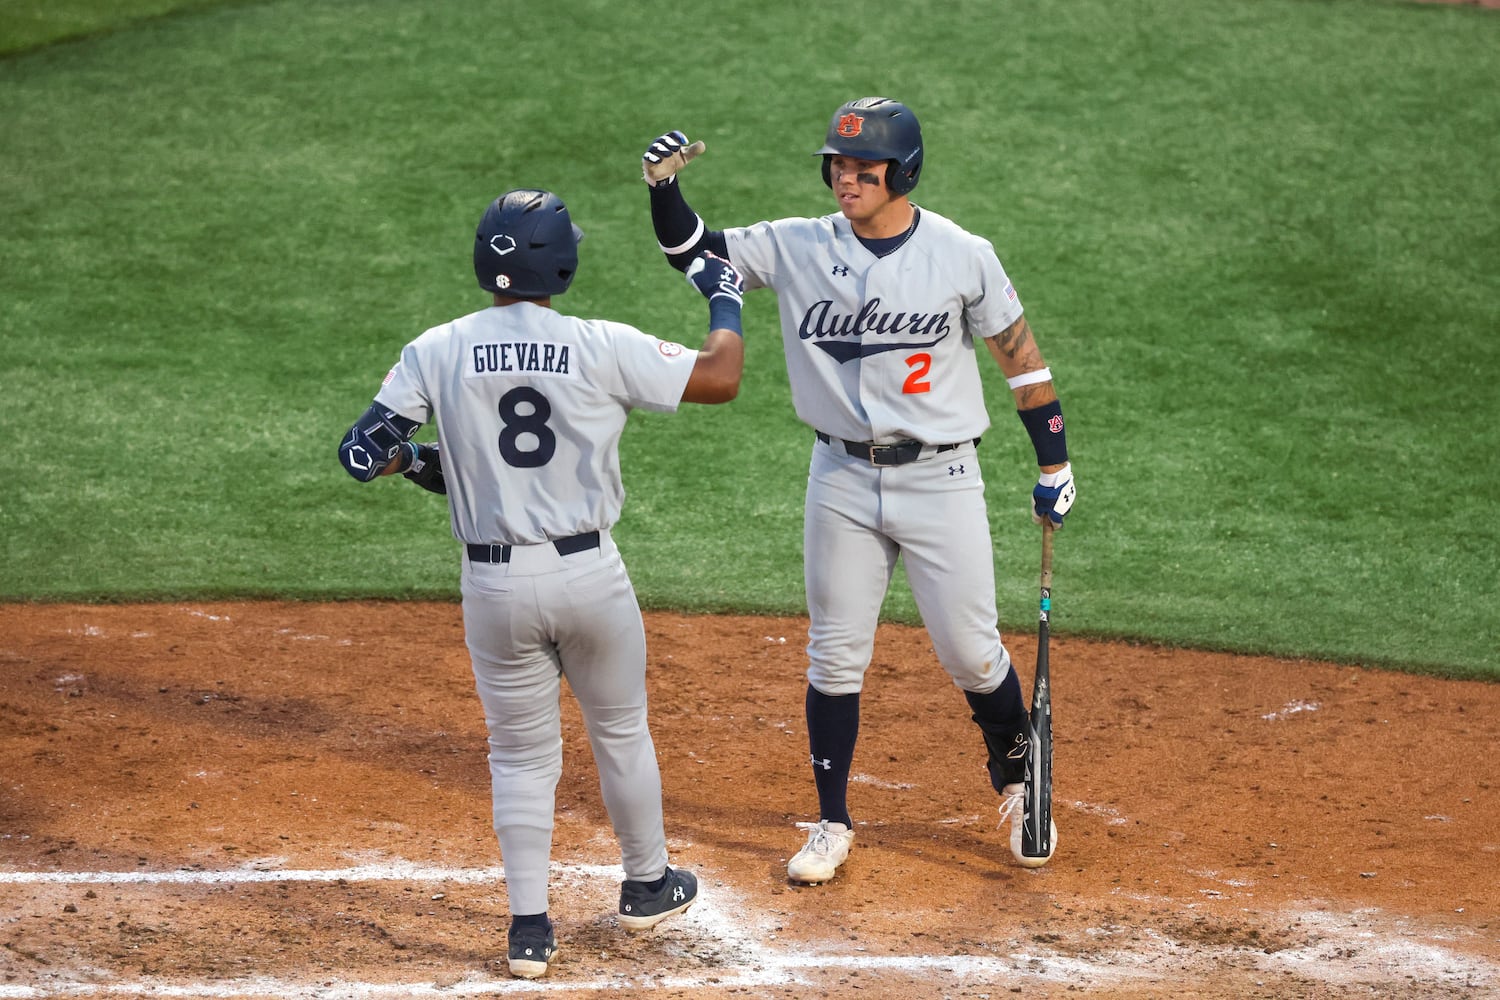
[1000,793,1057,868]
[1013,818,1058,868]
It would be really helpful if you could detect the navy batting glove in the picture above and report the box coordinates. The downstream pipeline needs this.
[403,442,447,495]
[1031,463,1075,527]
[685,252,744,306]
[686,252,744,336]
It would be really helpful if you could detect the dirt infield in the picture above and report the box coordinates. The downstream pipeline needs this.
[1,601,1496,998]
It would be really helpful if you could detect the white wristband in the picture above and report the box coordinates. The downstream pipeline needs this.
[1006,367,1052,390]
[1037,462,1072,487]
[658,217,706,256]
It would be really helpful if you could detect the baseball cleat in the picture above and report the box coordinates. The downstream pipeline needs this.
[618,866,699,932]
[506,920,558,979]
[999,786,1057,869]
[787,820,855,884]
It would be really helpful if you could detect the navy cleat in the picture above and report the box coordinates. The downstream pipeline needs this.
[506,919,558,979]
[618,866,699,931]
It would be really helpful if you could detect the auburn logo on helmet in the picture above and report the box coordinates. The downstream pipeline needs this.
[835,113,864,138]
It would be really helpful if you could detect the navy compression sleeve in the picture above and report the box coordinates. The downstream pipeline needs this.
[649,182,728,272]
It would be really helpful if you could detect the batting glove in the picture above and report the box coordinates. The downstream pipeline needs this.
[1031,463,1075,527]
[685,252,744,306]
[643,130,707,187]
[403,442,447,495]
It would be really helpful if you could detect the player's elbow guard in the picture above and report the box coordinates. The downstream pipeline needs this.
[338,403,421,482]
[338,434,385,482]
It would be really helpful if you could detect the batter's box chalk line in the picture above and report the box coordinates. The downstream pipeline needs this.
[0,860,1491,996]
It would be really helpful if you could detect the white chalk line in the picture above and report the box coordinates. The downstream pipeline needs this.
[1,862,1494,997]
[1,860,1130,997]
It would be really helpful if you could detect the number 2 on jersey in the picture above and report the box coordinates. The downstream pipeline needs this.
[903,353,933,394]
[497,386,556,467]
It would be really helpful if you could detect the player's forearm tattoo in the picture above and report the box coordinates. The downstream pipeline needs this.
[993,317,1034,360]
[1015,382,1056,409]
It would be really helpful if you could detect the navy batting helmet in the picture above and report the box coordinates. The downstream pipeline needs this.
[473,189,585,299]
[814,97,924,195]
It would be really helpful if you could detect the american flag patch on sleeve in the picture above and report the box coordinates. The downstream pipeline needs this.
[382,366,398,386]
[1004,282,1018,302]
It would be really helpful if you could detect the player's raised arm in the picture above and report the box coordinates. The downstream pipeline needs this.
[679,252,745,405]
[983,315,1075,527]
[642,130,729,272]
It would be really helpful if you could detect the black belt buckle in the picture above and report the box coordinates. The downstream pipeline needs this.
[817,431,929,467]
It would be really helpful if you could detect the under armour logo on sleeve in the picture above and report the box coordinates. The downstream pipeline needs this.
[831,265,849,277]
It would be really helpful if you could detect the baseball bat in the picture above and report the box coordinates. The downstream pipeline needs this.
[1020,518,1055,862]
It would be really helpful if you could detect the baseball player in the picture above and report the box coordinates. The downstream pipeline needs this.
[640,98,1075,883]
[337,188,747,977]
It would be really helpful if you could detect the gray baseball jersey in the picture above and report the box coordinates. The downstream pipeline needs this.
[724,206,1022,445]
[724,205,1022,699]
[370,300,700,915]
[374,301,698,544]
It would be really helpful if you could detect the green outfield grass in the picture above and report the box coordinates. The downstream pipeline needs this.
[2,0,1496,678]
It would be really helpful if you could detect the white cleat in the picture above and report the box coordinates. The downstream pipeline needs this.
[787,820,854,884]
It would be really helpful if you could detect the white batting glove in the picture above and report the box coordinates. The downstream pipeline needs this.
[643,130,706,186]
[1032,463,1076,527]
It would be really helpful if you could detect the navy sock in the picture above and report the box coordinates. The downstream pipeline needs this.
[806,684,859,828]
[965,669,1027,726]
[964,671,1031,792]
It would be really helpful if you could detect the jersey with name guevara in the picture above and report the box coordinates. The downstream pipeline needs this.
[375,301,697,545]
[724,206,1023,445]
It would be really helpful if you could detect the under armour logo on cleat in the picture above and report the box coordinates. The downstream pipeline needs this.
[672,886,685,901]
